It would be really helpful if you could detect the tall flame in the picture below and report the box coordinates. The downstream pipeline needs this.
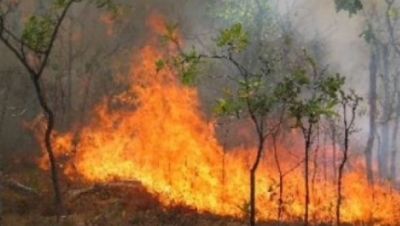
[36,14,400,224]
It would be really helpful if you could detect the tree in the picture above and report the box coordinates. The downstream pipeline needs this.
[361,0,400,182]
[161,2,360,224]
[365,48,377,183]
[383,0,400,182]
[336,0,400,183]
[0,1,75,219]
[165,22,351,225]
[210,24,282,226]
[336,90,361,226]
[163,21,289,225]
[0,70,12,225]
[0,0,118,220]
[281,57,345,225]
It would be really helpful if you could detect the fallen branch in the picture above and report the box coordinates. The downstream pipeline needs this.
[67,180,141,201]
[0,173,41,197]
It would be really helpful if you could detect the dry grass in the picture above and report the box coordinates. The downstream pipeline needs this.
[2,178,303,226]
[0,163,357,226]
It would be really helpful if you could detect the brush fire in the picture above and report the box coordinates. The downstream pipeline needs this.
[23,13,400,226]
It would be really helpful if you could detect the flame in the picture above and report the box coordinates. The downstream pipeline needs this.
[35,13,400,224]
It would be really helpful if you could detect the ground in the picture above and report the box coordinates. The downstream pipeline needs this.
[0,159,358,226]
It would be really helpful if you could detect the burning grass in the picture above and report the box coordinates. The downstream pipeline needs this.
[1,168,300,226]
[0,168,361,226]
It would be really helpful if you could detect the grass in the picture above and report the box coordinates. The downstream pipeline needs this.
[0,160,381,226]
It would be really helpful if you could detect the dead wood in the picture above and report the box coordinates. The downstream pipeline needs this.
[0,173,41,198]
[67,180,141,201]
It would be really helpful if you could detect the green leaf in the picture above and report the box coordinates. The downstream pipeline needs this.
[22,15,53,51]
[155,59,165,72]
[359,25,375,44]
[53,0,68,8]
[213,98,242,115]
[217,23,248,51]
[388,8,399,20]
[334,0,363,17]
[180,65,197,85]
[292,69,310,85]
[176,48,201,86]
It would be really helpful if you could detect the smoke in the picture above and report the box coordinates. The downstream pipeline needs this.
[0,0,390,168]
[272,0,371,145]
[171,0,371,139]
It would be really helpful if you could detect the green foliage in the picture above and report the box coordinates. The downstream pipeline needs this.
[388,7,399,20]
[160,21,346,133]
[155,22,201,85]
[292,68,310,85]
[319,74,346,98]
[282,67,344,126]
[53,0,69,8]
[209,0,276,36]
[180,49,201,85]
[359,24,376,43]
[164,23,179,41]
[213,76,277,118]
[217,23,248,51]
[214,97,242,115]
[334,0,363,16]
[21,0,120,53]
[22,15,53,51]
[170,47,201,86]
[155,59,165,72]
[217,23,248,52]
[212,23,281,119]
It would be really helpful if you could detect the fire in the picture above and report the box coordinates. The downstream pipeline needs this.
[35,13,400,224]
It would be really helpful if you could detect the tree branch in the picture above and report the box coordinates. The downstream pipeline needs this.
[36,0,75,78]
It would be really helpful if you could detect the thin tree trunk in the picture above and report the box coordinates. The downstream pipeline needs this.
[250,139,264,226]
[0,83,10,226]
[378,44,390,179]
[336,91,360,226]
[336,141,347,226]
[221,125,228,207]
[336,101,348,226]
[0,0,81,221]
[332,121,337,183]
[385,0,400,183]
[312,126,319,194]
[32,77,63,219]
[323,132,327,182]
[365,51,378,184]
[273,131,284,222]
[67,22,73,126]
[303,123,313,226]
[390,89,400,183]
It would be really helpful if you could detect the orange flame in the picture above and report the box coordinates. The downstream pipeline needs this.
[35,13,400,224]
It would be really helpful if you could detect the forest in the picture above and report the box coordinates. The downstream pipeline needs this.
[0,0,399,225]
